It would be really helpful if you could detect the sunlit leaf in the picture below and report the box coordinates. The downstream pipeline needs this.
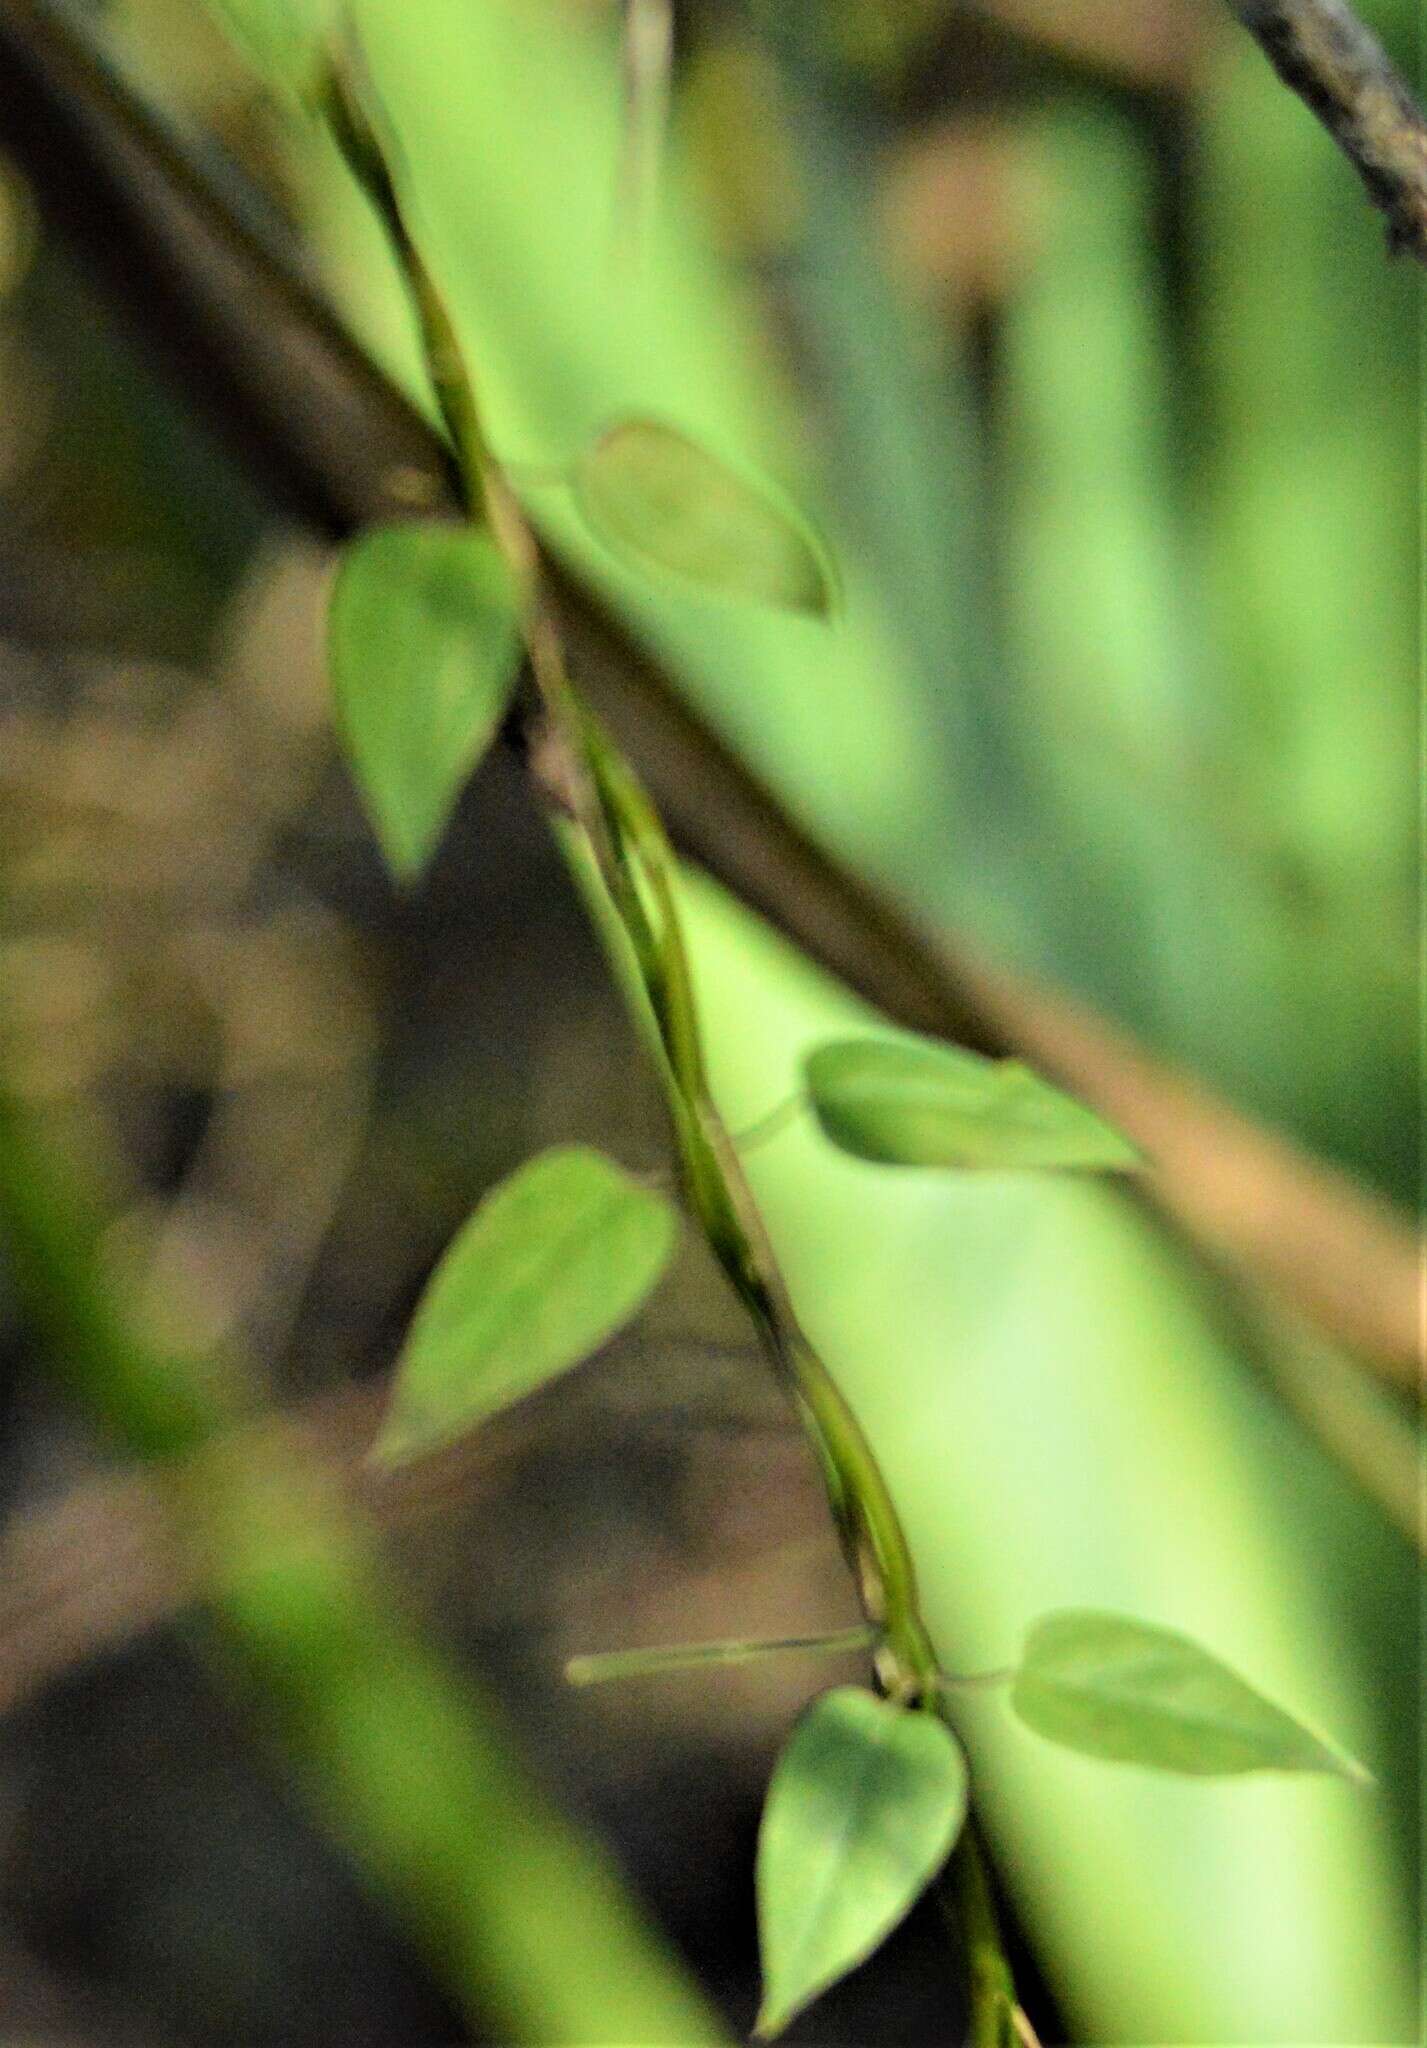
[573,418,835,615]
[755,1687,968,2038]
[328,521,521,883]
[804,1035,1140,1171]
[1011,1611,1370,1779]
[373,1147,678,1465]
[203,0,336,99]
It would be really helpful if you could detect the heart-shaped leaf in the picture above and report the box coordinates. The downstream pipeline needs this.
[1011,1611,1370,1780]
[573,418,836,615]
[755,1687,968,2038]
[374,1147,678,1465]
[203,0,336,99]
[328,521,522,883]
[804,1035,1140,1172]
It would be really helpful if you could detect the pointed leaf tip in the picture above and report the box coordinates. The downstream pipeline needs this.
[755,1688,968,2036]
[1011,1610,1370,1780]
[328,521,521,884]
[373,1146,678,1465]
[573,418,837,615]
[804,1035,1141,1172]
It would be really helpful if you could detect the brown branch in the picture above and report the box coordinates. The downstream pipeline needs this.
[959,955,1420,1390]
[0,0,1416,1391]
[1227,0,1427,258]
[1234,1290,1421,1548]
[0,0,454,534]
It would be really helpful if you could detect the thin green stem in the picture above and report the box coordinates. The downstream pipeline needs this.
[950,1827,1039,2048]
[566,1626,876,1687]
[352,52,941,1689]
[323,52,1008,2016]
[577,718,938,1696]
[730,1091,808,1153]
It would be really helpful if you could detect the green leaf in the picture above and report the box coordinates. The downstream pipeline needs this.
[203,0,336,99]
[1011,1611,1370,1780]
[328,521,521,883]
[374,1147,678,1465]
[804,1035,1141,1172]
[572,418,835,615]
[755,1688,968,2038]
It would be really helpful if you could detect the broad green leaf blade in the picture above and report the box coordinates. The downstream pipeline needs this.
[755,1688,968,2038]
[1011,1611,1369,1780]
[804,1035,1140,1172]
[328,521,521,883]
[572,419,835,615]
[203,0,336,99]
[375,1147,678,1464]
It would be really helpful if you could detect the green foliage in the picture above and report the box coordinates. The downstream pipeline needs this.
[1010,1611,1369,1780]
[374,1147,678,1465]
[327,520,521,883]
[572,419,836,615]
[157,1,1417,2040]
[689,878,1406,2046]
[754,1687,968,2037]
[804,1036,1140,1172]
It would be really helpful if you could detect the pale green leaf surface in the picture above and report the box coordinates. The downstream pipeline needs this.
[755,1688,968,2037]
[375,1147,677,1464]
[683,872,1412,2047]
[805,1036,1140,1172]
[328,521,521,883]
[1012,1611,1368,1779]
[573,419,834,614]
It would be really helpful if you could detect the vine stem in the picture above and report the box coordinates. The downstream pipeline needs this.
[323,56,939,1709]
[324,50,1025,2021]
[950,1827,1042,2048]
[4,0,1418,1398]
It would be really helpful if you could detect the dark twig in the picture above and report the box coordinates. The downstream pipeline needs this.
[0,0,1416,1392]
[0,0,455,533]
[1226,0,1427,258]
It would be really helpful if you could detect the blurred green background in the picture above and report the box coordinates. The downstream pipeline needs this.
[0,0,1417,2042]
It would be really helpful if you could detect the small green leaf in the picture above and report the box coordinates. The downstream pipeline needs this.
[804,1035,1141,1172]
[1011,1611,1370,1780]
[374,1147,677,1465]
[328,521,521,883]
[572,418,835,614]
[203,0,336,99]
[755,1688,968,2038]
